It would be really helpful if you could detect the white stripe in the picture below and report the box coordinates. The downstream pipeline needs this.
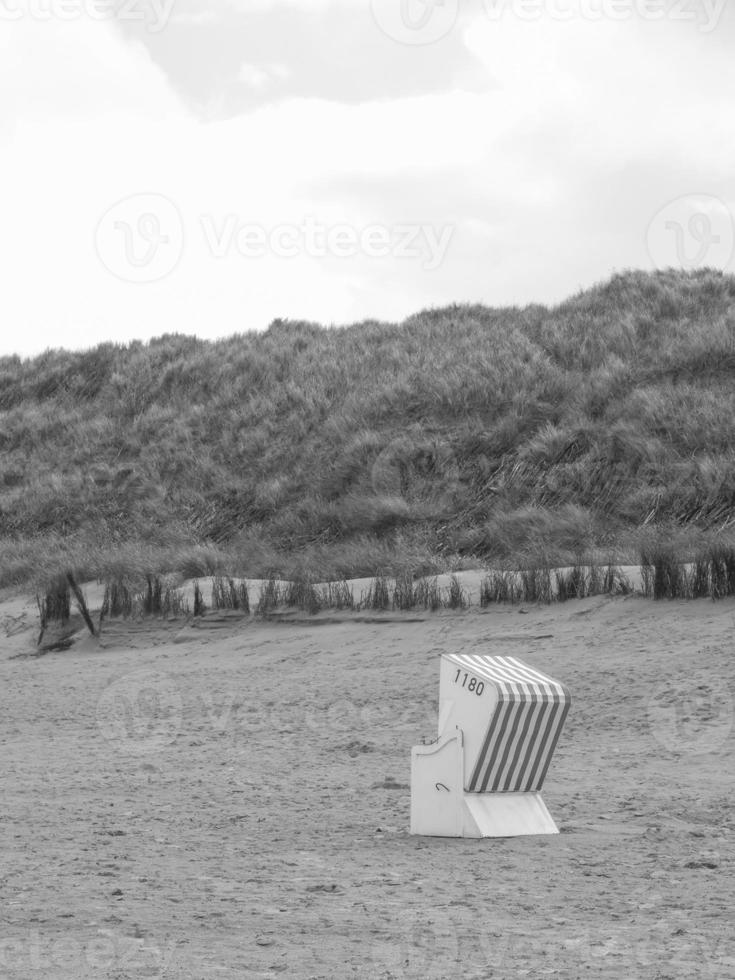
[495,656,566,696]
[466,655,551,700]
[447,654,567,701]
[463,655,536,696]
[460,654,535,690]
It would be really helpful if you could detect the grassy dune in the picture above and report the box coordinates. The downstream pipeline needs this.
[2,267,735,589]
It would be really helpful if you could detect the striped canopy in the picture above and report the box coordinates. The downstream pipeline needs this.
[445,654,571,794]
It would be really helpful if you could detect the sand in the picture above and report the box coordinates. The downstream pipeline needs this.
[1,584,734,979]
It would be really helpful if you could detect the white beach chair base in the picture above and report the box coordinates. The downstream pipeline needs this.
[410,729,559,838]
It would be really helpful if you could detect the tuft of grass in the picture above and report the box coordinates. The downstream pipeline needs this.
[36,574,71,639]
[520,564,553,604]
[640,545,688,599]
[143,575,163,616]
[413,575,442,611]
[602,562,630,595]
[193,580,207,617]
[161,585,190,618]
[320,580,355,611]
[392,570,418,611]
[100,579,134,620]
[361,573,390,611]
[689,554,711,600]
[708,543,735,599]
[480,569,520,606]
[283,574,322,615]
[555,565,587,601]
[176,546,224,580]
[256,576,282,616]
[445,573,469,610]
[101,575,190,620]
[211,575,250,613]
[639,539,735,600]
[481,561,631,606]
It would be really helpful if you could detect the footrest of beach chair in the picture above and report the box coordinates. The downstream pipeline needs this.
[462,791,559,838]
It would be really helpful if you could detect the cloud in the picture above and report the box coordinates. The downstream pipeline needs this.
[1,3,734,355]
[0,11,182,125]
[111,0,490,117]
[237,61,290,90]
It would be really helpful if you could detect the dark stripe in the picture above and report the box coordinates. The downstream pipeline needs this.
[490,688,528,791]
[526,702,559,791]
[524,689,561,791]
[472,692,513,791]
[458,656,571,793]
[477,688,518,792]
[535,683,572,788]
[501,687,539,791]
[515,698,551,791]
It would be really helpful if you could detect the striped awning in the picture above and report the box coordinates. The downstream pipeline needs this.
[445,654,571,793]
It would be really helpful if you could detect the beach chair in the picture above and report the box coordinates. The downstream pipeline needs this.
[410,654,571,837]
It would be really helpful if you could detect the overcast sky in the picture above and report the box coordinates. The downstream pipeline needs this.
[2,0,734,356]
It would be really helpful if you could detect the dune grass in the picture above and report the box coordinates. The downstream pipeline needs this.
[639,541,735,600]
[100,575,190,622]
[479,562,632,606]
[36,575,71,629]
[3,269,735,591]
[211,575,250,613]
[35,540,735,639]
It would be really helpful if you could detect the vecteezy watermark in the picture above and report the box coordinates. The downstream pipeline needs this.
[95,196,454,281]
[647,669,733,755]
[646,194,735,272]
[316,910,513,978]
[370,0,460,45]
[0,929,178,976]
[371,0,727,42]
[482,0,727,32]
[97,669,183,754]
[95,193,184,284]
[560,923,725,977]
[200,214,454,271]
[0,0,175,32]
[195,688,435,791]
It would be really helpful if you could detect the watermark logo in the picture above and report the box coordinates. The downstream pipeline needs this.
[483,0,727,32]
[0,929,179,976]
[370,0,459,45]
[370,0,727,40]
[647,673,733,755]
[95,193,184,284]
[96,198,454,278]
[97,669,183,754]
[362,910,513,977]
[646,194,735,272]
[198,689,434,789]
[200,214,454,271]
[0,0,176,32]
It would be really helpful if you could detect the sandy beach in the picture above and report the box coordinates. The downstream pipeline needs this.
[1,584,734,979]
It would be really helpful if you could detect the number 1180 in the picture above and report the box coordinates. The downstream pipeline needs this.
[454,669,484,696]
